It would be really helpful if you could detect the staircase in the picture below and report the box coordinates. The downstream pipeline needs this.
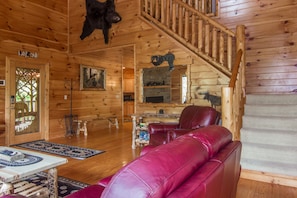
[139,0,246,141]
[139,0,245,78]
[240,94,297,177]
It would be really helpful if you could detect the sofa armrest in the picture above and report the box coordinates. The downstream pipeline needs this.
[65,185,105,198]
[167,129,193,142]
[98,175,114,187]
[148,123,179,134]
[0,195,27,198]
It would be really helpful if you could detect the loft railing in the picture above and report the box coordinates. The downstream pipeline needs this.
[179,0,219,16]
[139,0,241,77]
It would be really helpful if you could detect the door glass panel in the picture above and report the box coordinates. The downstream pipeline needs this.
[15,67,40,134]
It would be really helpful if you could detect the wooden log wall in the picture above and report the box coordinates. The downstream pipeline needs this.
[217,0,297,94]
[0,0,68,51]
[69,0,229,116]
[0,41,123,141]
[0,0,128,143]
[0,0,244,143]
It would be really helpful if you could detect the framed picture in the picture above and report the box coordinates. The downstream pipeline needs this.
[80,65,106,90]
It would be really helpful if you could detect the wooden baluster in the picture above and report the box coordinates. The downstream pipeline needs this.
[207,0,212,14]
[185,5,189,41]
[156,0,160,20]
[192,14,197,46]
[161,0,165,24]
[212,27,217,60]
[202,0,206,13]
[150,0,154,17]
[227,35,232,70]
[195,0,198,10]
[205,23,210,55]
[166,0,170,27]
[172,2,176,33]
[198,0,202,13]
[198,19,203,51]
[178,4,183,37]
[144,0,148,13]
[219,31,224,65]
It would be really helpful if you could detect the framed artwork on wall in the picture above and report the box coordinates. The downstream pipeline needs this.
[80,64,106,90]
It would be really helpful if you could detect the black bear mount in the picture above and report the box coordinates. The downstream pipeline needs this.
[151,52,175,71]
[80,0,122,44]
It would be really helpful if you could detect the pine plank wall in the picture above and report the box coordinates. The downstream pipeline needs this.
[0,0,297,143]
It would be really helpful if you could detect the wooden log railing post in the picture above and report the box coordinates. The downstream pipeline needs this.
[222,25,245,140]
[212,27,218,61]
[198,19,203,51]
[219,31,224,65]
[172,2,177,33]
[227,35,232,70]
[191,14,197,46]
[222,87,234,139]
[236,25,246,97]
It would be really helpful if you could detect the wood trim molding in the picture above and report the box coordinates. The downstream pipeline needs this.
[240,169,297,188]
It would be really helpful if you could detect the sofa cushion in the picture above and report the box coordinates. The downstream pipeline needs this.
[188,125,232,158]
[167,161,224,198]
[101,136,209,198]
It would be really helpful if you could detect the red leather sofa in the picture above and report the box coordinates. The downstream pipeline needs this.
[148,105,221,146]
[64,125,242,198]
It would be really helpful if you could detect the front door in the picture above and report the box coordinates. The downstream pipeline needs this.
[6,58,49,145]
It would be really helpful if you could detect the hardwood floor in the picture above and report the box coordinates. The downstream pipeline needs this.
[236,178,297,198]
[23,122,297,198]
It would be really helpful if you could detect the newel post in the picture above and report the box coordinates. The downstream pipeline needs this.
[221,87,234,139]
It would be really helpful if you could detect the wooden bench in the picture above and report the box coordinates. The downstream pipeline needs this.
[73,120,88,136]
[108,117,119,129]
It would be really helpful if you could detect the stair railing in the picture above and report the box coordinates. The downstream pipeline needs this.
[139,0,240,77]
[222,25,246,140]
[180,0,218,16]
[139,0,246,138]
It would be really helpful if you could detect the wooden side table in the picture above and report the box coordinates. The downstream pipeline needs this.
[131,113,180,149]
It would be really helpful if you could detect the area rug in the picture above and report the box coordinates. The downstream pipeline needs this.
[20,171,88,198]
[15,140,105,160]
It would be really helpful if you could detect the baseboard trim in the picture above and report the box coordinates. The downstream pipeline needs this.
[240,169,297,187]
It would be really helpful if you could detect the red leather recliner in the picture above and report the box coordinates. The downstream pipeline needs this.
[147,105,221,146]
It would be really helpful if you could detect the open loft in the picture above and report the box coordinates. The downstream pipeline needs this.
[0,0,297,197]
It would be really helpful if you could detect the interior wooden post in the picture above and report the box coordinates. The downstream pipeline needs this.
[222,87,234,139]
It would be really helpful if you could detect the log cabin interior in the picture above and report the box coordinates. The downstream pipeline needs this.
[0,0,297,197]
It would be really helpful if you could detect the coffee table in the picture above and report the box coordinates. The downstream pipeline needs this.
[0,146,68,198]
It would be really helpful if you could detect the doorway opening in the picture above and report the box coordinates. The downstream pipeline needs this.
[5,58,49,145]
